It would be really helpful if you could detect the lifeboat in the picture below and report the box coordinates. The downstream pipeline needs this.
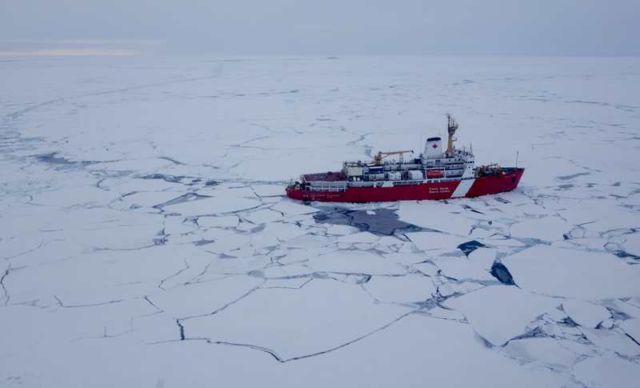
[426,170,444,179]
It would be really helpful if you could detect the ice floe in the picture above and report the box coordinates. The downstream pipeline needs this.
[444,285,560,345]
[183,279,410,360]
[561,299,611,328]
[503,245,640,299]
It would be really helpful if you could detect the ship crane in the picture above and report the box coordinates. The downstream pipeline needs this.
[373,150,414,165]
[446,113,459,155]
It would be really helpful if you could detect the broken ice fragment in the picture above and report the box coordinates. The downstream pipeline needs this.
[562,300,610,328]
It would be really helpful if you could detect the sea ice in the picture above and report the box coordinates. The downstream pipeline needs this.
[363,274,437,303]
[503,337,577,370]
[444,285,559,345]
[398,201,476,236]
[574,354,640,388]
[503,245,640,299]
[2,55,639,387]
[407,231,469,253]
[183,279,410,360]
[561,299,611,328]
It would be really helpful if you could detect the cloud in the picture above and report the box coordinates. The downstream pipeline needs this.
[0,39,164,58]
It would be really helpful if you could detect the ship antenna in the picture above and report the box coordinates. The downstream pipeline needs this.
[446,113,459,155]
[516,150,519,168]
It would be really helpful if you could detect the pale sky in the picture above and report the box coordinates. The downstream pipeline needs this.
[0,0,638,56]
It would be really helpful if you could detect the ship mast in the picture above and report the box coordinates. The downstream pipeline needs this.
[446,113,459,155]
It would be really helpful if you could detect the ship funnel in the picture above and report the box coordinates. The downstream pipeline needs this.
[425,137,443,159]
[446,113,459,155]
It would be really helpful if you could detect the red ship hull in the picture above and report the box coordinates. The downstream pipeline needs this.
[286,168,524,203]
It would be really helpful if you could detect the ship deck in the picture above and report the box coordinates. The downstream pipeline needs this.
[302,171,345,182]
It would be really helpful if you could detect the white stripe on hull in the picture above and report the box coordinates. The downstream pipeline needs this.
[451,178,475,198]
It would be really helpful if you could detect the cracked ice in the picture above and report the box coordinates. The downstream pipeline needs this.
[1,56,640,387]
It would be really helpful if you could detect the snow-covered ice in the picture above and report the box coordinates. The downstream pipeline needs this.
[1,55,639,387]
[444,285,559,346]
[503,245,640,299]
[561,299,611,328]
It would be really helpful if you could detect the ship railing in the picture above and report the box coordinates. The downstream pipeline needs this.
[392,179,427,186]
[348,181,376,188]
[308,181,348,192]
[308,176,472,191]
